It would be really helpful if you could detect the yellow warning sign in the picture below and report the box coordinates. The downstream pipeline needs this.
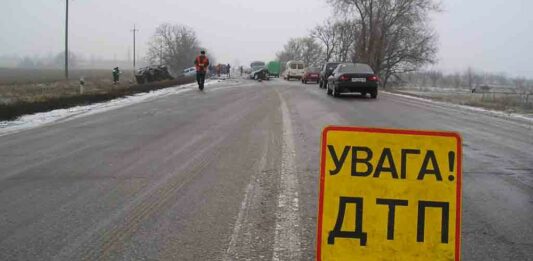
[317,126,462,261]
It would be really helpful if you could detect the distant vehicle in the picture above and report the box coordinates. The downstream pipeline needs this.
[283,60,305,80]
[252,68,270,81]
[319,62,340,88]
[301,66,321,84]
[182,67,196,77]
[326,63,379,98]
[250,61,267,80]
[135,65,174,84]
[267,61,281,78]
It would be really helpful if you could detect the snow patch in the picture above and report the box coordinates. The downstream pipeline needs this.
[0,81,219,136]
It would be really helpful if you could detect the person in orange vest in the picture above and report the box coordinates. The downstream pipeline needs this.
[194,50,210,90]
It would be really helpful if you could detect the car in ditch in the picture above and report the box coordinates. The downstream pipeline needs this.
[326,63,379,98]
[135,65,174,84]
[319,62,340,88]
[301,66,321,84]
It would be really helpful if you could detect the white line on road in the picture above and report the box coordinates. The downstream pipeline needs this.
[223,181,255,261]
[272,89,301,261]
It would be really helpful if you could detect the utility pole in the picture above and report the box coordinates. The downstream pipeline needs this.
[65,0,69,79]
[131,24,139,71]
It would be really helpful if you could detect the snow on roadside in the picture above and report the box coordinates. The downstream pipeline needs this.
[0,81,218,136]
[385,91,533,125]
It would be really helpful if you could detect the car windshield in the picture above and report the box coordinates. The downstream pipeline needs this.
[251,62,265,69]
[338,63,374,74]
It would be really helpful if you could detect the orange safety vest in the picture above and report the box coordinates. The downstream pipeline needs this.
[195,55,209,72]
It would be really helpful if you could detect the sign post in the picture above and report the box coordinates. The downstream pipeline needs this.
[317,126,462,261]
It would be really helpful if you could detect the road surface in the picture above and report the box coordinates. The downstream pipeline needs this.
[1,79,532,260]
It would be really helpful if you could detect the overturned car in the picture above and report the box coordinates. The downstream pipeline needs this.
[135,65,174,84]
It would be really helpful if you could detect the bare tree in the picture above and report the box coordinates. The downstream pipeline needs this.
[312,20,337,62]
[300,38,324,66]
[276,37,323,66]
[146,23,203,75]
[333,19,358,62]
[329,0,440,87]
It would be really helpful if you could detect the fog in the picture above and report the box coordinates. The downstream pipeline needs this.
[1,0,532,77]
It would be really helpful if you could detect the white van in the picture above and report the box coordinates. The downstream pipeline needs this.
[284,60,305,80]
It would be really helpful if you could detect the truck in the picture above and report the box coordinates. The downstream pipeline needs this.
[266,61,281,78]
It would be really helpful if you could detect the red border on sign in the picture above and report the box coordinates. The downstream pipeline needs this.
[316,126,462,261]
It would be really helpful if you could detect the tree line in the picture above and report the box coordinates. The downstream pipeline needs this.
[400,68,533,92]
[277,0,441,87]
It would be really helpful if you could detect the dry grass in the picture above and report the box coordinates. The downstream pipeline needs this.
[0,68,195,120]
[0,68,136,104]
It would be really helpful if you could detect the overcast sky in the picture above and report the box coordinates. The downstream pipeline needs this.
[1,0,532,77]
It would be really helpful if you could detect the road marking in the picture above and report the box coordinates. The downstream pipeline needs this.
[273,89,301,260]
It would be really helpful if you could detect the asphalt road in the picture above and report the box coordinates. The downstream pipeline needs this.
[0,78,532,260]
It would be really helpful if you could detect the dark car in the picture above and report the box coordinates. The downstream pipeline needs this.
[135,65,174,84]
[326,63,379,98]
[301,66,321,84]
[249,61,267,79]
[251,67,270,81]
[318,62,340,88]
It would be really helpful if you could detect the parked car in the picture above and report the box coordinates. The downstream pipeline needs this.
[267,61,281,78]
[319,62,340,88]
[301,66,321,84]
[182,67,196,77]
[283,60,305,80]
[326,63,379,98]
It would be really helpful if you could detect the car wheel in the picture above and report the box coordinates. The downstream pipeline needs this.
[333,84,340,97]
[326,82,333,95]
[370,90,378,99]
